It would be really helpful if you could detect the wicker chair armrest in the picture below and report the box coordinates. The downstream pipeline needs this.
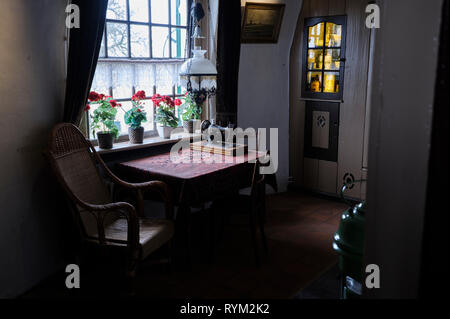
[121,180,174,221]
[80,201,140,250]
[108,173,174,220]
[90,145,174,220]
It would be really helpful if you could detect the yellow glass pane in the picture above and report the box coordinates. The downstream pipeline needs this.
[324,49,341,70]
[308,22,324,48]
[323,72,340,93]
[325,23,342,47]
[307,49,323,70]
[307,72,323,92]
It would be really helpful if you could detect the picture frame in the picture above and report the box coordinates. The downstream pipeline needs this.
[241,2,285,43]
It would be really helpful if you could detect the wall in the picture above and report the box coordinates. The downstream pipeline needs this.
[364,0,442,298]
[0,0,67,297]
[238,0,303,192]
[289,0,372,199]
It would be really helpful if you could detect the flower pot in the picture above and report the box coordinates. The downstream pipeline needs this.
[97,132,114,149]
[157,125,174,139]
[128,126,144,144]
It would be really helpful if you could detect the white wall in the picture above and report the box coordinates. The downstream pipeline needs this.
[238,0,303,192]
[364,0,442,298]
[0,0,67,297]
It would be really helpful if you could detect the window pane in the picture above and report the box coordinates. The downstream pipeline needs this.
[171,0,188,26]
[324,49,340,70]
[323,72,340,93]
[171,28,186,58]
[307,49,323,70]
[131,24,150,58]
[99,33,106,58]
[308,22,324,48]
[155,85,173,95]
[306,72,323,92]
[107,100,129,136]
[152,27,170,58]
[91,63,111,94]
[325,23,342,47]
[151,0,169,24]
[139,100,155,131]
[111,64,133,98]
[107,22,129,57]
[129,0,149,22]
[107,0,127,20]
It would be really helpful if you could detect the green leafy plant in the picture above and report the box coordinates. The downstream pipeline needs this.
[152,94,180,128]
[86,91,119,138]
[123,90,148,129]
[181,91,202,121]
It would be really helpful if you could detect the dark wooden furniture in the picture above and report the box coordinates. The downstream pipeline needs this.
[217,159,270,266]
[116,149,267,262]
[301,15,347,100]
[301,16,347,163]
[45,123,174,290]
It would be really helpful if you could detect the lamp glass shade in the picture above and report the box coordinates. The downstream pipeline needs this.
[180,49,218,76]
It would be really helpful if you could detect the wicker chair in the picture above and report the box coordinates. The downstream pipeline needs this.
[45,123,174,290]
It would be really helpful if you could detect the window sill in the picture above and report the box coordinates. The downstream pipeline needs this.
[95,131,201,155]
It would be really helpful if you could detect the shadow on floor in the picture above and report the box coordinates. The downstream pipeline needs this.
[22,191,347,299]
[295,264,341,299]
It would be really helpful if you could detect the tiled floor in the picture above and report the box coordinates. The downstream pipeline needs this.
[22,191,347,299]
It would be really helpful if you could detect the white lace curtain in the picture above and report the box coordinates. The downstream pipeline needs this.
[91,61,185,99]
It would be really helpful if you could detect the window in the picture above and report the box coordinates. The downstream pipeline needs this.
[89,0,190,139]
[301,16,347,100]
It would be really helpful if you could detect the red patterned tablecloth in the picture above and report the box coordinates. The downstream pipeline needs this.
[117,150,265,206]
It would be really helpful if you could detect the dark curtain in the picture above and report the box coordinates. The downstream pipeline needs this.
[63,0,108,125]
[186,0,194,58]
[216,0,241,126]
[419,0,449,298]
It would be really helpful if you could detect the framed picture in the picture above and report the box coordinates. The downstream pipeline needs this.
[241,2,285,43]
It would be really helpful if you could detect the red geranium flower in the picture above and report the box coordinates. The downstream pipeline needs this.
[88,91,100,102]
[133,91,146,101]
[109,100,118,108]
[137,109,141,113]
[174,98,182,106]
[135,90,146,99]
[151,94,162,106]
[84,104,90,111]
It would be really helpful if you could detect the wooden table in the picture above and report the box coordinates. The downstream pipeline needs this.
[117,149,265,206]
[116,149,266,262]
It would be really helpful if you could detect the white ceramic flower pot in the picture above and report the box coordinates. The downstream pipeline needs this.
[157,125,174,139]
